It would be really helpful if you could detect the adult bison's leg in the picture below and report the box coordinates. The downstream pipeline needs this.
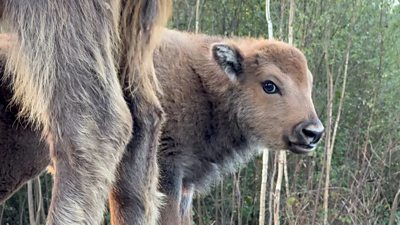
[1,1,132,224]
[0,57,49,204]
[108,0,171,224]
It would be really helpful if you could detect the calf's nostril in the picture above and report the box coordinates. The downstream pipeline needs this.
[302,128,322,144]
[294,120,324,146]
[303,129,316,138]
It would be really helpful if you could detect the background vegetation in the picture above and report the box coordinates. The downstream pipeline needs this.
[1,0,399,224]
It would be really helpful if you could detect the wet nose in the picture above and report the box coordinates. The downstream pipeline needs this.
[298,120,324,144]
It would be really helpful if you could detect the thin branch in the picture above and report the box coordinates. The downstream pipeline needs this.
[288,0,296,45]
[259,149,269,225]
[389,187,400,225]
[34,177,44,224]
[273,152,285,225]
[268,153,278,225]
[265,0,273,39]
[195,0,201,33]
[0,203,4,225]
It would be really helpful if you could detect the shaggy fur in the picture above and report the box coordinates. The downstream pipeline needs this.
[0,1,170,224]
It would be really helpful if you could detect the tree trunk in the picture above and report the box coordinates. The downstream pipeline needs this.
[196,195,204,225]
[34,177,45,224]
[268,153,278,225]
[19,190,26,225]
[27,181,37,225]
[0,204,4,225]
[236,171,242,225]
[288,0,295,45]
[220,180,225,225]
[274,1,295,224]
[195,0,201,33]
[273,152,284,225]
[230,173,236,225]
[259,0,274,224]
[322,26,334,225]
[265,0,273,39]
[278,0,286,40]
[259,150,269,225]
[214,183,219,225]
[283,153,294,225]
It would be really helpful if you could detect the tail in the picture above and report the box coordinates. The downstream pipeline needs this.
[119,0,172,105]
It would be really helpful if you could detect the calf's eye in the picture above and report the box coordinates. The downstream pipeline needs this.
[262,80,279,94]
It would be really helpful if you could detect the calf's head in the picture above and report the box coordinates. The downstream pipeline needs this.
[212,40,324,153]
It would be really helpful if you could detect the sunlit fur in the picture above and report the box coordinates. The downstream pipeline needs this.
[0,0,170,224]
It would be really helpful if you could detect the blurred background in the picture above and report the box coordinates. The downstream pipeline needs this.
[1,0,399,224]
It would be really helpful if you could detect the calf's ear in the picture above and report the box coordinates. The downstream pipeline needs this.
[212,43,244,81]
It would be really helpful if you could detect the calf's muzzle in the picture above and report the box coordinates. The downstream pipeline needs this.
[288,119,324,154]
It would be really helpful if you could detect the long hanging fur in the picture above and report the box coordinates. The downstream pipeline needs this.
[0,0,171,224]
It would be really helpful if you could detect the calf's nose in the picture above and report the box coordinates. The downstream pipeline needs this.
[297,120,324,145]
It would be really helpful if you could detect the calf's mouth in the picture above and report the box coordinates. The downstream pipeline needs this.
[287,141,317,154]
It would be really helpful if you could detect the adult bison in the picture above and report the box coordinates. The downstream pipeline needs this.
[0,0,171,224]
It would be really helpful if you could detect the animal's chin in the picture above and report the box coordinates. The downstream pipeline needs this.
[287,141,316,154]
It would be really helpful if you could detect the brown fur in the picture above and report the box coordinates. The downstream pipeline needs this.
[154,30,324,224]
[0,59,49,202]
[0,1,170,225]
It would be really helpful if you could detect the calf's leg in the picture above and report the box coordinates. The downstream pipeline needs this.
[159,162,184,224]
[109,95,164,225]
[180,184,194,225]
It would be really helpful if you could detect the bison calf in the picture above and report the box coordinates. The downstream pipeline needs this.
[154,30,324,224]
